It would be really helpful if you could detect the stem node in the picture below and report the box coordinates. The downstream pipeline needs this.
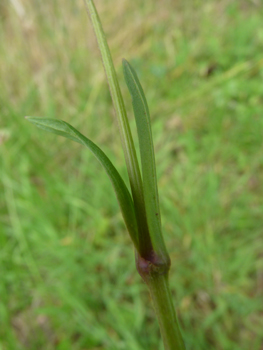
[136,251,171,283]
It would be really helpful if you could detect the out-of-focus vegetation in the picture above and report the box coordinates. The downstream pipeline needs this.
[1,0,263,349]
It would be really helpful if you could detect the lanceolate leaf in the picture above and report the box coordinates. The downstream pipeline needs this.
[26,117,139,249]
[122,60,169,262]
[83,0,150,257]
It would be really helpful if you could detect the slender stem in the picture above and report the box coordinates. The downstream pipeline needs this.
[136,253,185,350]
[84,2,186,348]
[147,273,186,350]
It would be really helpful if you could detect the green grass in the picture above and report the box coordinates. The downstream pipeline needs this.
[1,0,263,349]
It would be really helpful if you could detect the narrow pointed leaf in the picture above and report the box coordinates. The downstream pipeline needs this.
[26,117,139,249]
[83,0,151,257]
[122,60,169,262]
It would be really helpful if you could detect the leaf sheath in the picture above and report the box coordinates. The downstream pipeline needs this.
[123,59,169,263]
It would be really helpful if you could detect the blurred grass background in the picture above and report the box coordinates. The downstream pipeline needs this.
[1,0,263,349]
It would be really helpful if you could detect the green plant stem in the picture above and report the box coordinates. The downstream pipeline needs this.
[136,254,186,350]
[148,275,185,350]
[84,1,186,348]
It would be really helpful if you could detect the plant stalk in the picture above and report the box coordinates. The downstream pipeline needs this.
[84,1,186,348]
[136,254,186,350]
[148,275,185,350]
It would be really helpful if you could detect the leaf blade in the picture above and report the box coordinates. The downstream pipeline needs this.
[26,117,139,249]
[83,0,152,258]
[122,60,169,262]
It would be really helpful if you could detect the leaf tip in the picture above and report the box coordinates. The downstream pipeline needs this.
[25,116,37,124]
[122,58,130,70]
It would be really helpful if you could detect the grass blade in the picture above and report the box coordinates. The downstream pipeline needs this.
[26,117,139,249]
[122,60,169,262]
[84,0,154,259]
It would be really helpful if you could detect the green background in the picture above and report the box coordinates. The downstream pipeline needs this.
[1,0,263,349]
